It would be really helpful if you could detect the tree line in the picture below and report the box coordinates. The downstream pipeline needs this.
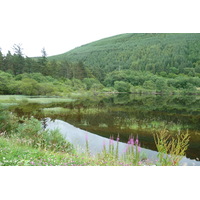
[1,42,200,96]
[0,45,105,95]
[0,45,91,80]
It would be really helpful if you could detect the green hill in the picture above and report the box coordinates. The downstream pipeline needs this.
[1,33,200,95]
[48,33,200,79]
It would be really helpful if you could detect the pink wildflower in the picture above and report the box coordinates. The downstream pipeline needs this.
[135,138,139,145]
[30,161,35,165]
[85,134,88,141]
[109,136,114,145]
[130,138,134,145]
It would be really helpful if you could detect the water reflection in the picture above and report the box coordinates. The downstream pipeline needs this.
[9,94,200,161]
[46,118,200,166]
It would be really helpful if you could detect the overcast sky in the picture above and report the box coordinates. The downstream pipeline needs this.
[0,0,199,57]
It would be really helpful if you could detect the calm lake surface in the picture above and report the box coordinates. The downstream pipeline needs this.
[8,94,200,161]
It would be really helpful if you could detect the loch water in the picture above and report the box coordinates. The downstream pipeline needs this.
[9,94,200,162]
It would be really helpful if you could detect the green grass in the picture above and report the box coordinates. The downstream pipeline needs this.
[43,107,70,114]
[0,95,76,106]
[0,137,88,166]
[0,95,27,104]
[0,95,27,100]
[27,98,76,104]
[0,129,189,166]
[0,103,18,107]
[0,136,150,166]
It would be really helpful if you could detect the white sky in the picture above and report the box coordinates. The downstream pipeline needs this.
[0,0,199,57]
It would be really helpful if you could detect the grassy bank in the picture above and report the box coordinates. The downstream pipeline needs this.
[0,106,190,166]
[0,130,190,166]
[0,136,79,166]
[0,107,144,166]
[0,134,149,166]
[1,136,127,166]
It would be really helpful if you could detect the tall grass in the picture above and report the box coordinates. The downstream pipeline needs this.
[122,136,142,165]
[83,130,190,166]
[154,129,190,166]
[91,135,148,166]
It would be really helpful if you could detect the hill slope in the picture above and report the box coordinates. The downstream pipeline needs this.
[48,33,200,79]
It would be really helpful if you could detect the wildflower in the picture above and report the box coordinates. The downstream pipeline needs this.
[109,137,114,145]
[116,137,120,142]
[123,145,129,153]
[30,161,35,165]
[85,134,88,141]
[135,138,139,145]
[130,138,134,145]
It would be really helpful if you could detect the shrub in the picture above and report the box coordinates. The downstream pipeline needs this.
[16,117,42,138]
[83,78,101,90]
[114,81,131,92]
[154,129,190,166]
[0,106,18,134]
[16,117,74,153]
[40,129,74,153]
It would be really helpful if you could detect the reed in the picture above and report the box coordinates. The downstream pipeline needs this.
[154,129,190,166]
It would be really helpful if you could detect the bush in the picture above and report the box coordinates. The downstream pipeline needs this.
[155,78,168,92]
[83,78,101,90]
[41,129,74,152]
[143,80,156,90]
[16,116,42,138]
[16,117,74,153]
[18,78,40,95]
[114,81,131,92]
[0,106,18,134]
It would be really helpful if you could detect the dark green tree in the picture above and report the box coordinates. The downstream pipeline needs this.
[83,78,101,90]
[38,48,48,75]
[0,48,3,71]
[3,51,14,73]
[12,44,25,75]
[114,81,131,93]
[156,78,168,92]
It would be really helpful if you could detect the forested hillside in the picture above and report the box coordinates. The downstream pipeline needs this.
[1,33,200,95]
[49,33,200,80]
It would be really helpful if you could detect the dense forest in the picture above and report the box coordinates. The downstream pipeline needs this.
[49,33,200,79]
[1,33,200,95]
